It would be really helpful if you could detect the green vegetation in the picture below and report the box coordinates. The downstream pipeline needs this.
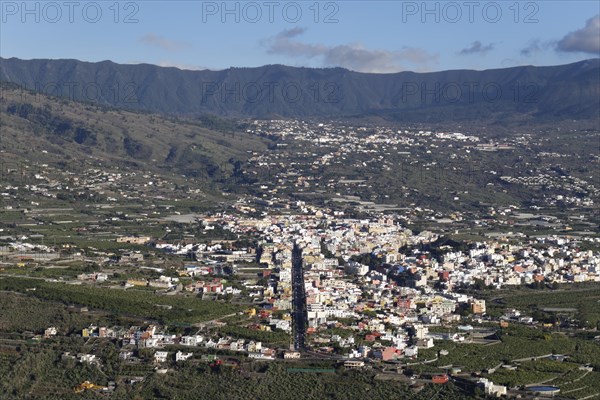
[485,360,575,388]
[0,346,106,400]
[414,325,600,374]
[555,370,600,399]
[134,363,472,400]
[218,325,290,345]
[408,324,600,397]
[1,263,101,280]
[0,353,476,400]
[474,283,600,329]
[0,292,101,334]
[0,277,241,325]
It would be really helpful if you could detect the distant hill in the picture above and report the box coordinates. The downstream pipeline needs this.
[0,84,268,184]
[1,57,599,122]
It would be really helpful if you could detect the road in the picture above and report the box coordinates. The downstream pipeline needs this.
[291,243,307,351]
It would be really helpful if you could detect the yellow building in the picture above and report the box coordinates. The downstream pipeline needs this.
[471,299,486,314]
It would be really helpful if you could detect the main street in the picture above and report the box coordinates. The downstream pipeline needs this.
[291,243,307,351]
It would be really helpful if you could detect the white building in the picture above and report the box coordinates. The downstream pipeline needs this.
[175,351,193,362]
[154,351,169,363]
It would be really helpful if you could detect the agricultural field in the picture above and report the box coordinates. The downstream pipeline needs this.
[0,277,242,325]
[479,283,600,329]
[409,323,600,396]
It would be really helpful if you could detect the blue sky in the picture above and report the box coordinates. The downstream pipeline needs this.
[1,1,599,72]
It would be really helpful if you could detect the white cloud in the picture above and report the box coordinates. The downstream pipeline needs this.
[262,28,438,73]
[556,15,600,54]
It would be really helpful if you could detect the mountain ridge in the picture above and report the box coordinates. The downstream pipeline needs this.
[1,57,599,122]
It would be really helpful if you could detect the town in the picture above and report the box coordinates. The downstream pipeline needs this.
[1,98,599,398]
[2,199,599,398]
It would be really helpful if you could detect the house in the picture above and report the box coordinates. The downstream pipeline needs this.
[272,319,291,332]
[142,338,158,348]
[283,351,301,359]
[154,351,169,363]
[229,340,245,351]
[117,236,151,245]
[98,327,113,338]
[248,351,275,360]
[175,351,193,362]
[79,354,99,364]
[181,335,203,347]
[430,299,455,315]
[198,279,223,293]
[344,360,365,369]
[82,326,97,337]
[246,341,262,353]
[414,325,428,339]
[396,298,414,313]
[421,315,440,324]
[477,378,507,397]
[404,346,418,358]
[44,327,57,337]
[471,299,486,314]
[372,347,398,361]
[417,338,434,349]
[120,252,144,264]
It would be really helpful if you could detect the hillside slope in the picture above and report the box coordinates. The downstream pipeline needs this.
[0,84,268,184]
